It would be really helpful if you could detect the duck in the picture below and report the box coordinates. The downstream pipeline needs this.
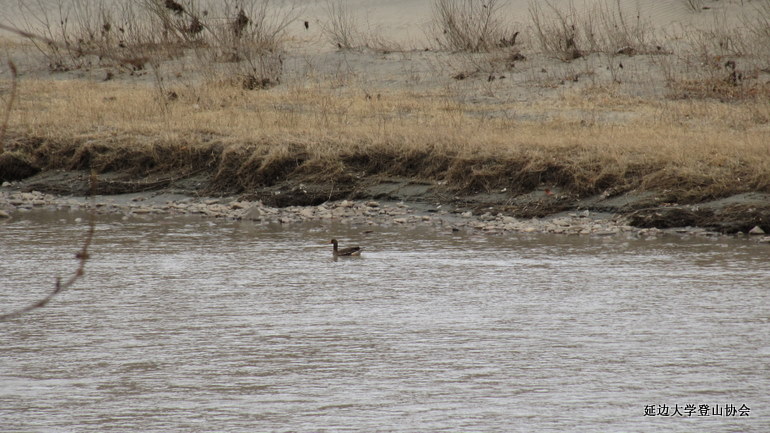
[329,238,362,256]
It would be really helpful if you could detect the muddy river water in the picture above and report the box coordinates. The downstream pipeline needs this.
[1,210,768,432]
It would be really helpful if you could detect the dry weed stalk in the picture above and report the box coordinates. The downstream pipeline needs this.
[0,60,18,153]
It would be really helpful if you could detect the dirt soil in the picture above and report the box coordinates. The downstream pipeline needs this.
[7,168,770,234]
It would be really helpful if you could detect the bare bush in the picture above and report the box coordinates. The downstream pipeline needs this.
[13,0,91,70]
[529,0,583,60]
[592,0,656,54]
[8,0,302,88]
[189,0,302,88]
[743,0,770,59]
[11,0,188,72]
[529,0,658,60]
[321,0,359,50]
[318,1,403,52]
[432,0,512,52]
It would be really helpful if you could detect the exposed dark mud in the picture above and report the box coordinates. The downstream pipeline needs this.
[5,168,770,234]
[0,152,40,182]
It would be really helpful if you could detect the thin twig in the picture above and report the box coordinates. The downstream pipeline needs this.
[0,22,128,66]
[0,59,18,153]
[0,171,96,322]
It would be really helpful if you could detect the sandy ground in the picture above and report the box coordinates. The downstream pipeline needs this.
[2,0,767,110]
[1,0,749,45]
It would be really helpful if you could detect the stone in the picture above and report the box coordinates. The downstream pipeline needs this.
[748,225,766,235]
[241,205,266,220]
[0,210,10,218]
[298,208,315,219]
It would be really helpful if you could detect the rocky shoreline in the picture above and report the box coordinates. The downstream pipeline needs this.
[3,187,770,244]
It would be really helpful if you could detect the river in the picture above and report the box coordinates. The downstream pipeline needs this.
[1,209,768,432]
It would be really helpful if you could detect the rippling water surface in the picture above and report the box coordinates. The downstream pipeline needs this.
[1,210,768,432]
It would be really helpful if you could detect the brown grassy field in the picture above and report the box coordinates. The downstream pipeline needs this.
[3,75,769,201]
[2,0,770,205]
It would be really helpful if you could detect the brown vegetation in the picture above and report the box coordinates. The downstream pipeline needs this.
[2,78,768,201]
[1,0,770,204]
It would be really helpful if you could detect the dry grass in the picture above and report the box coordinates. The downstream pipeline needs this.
[3,77,769,199]
[3,2,770,200]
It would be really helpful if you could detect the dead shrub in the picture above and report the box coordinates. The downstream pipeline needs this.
[188,1,299,88]
[529,0,658,60]
[10,0,298,87]
[321,0,359,50]
[529,0,584,60]
[432,0,512,52]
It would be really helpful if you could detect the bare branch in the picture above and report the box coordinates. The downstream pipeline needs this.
[0,22,140,68]
[0,172,96,322]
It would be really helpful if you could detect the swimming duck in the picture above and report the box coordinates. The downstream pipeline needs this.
[329,239,362,256]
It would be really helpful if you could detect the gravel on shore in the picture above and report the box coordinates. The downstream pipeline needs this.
[5,189,769,243]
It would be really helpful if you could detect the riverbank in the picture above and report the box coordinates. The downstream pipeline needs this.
[2,173,769,242]
[1,1,769,238]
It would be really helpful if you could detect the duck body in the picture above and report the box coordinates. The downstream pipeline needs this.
[330,239,362,256]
